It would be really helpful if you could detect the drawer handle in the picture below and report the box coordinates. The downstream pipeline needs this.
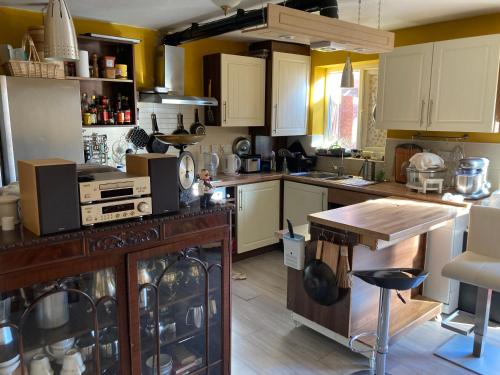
[224,101,227,123]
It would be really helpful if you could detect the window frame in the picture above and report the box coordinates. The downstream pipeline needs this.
[323,61,378,150]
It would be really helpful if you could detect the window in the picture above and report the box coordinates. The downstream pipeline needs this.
[319,65,386,151]
[324,70,361,149]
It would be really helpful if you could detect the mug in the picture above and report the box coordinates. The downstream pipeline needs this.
[61,349,85,374]
[223,154,241,175]
[45,337,75,364]
[185,305,204,329]
[209,299,217,319]
[29,354,53,375]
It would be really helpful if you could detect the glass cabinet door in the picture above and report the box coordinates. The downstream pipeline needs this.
[132,242,223,375]
[0,267,121,374]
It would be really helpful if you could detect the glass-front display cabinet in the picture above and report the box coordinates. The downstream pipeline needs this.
[0,259,126,375]
[128,232,229,375]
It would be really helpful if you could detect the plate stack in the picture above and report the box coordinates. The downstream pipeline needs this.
[145,354,173,375]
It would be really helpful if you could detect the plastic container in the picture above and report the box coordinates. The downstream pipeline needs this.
[283,233,305,270]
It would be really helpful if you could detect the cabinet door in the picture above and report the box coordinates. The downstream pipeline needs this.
[128,230,230,375]
[271,52,310,136]
[0,265,124,375]
[376,43,433,130]
[428,35,500,132]
[237,180,280,253]
[220,54,265,127]
[283,181,327,227]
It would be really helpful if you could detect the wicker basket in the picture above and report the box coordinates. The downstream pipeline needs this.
[4,34,63,79]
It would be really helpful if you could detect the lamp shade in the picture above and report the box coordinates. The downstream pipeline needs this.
[340,55,354,88]
[44,0,79,61]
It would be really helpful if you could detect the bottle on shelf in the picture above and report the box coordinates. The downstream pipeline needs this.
[90,95,97,125]
[123,96,131,124]
[116,93,125,125]
[101,96,110,125]
[81,92,92,125]
[91,53,99,78]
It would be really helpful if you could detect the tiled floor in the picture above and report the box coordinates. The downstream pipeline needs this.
[231,250,472,375]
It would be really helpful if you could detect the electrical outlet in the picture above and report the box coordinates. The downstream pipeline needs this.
[222,144,232,154]
[200,145,210,154]
[211,144,219,153]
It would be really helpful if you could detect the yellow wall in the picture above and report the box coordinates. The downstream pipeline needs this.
[310,12,500,142]
[0,7,248,94]
[181,39,248,97]
[0,7,158,88]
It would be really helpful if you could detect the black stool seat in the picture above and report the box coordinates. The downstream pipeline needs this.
[351,268,428,290]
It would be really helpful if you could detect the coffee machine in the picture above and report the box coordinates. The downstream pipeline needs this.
[455,157,491,199]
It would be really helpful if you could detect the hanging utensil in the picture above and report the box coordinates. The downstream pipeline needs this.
[303,240,339,306]
[206,79,215,124]
[146,113,169,154]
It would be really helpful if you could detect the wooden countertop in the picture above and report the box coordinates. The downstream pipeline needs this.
[308,197,459,242]
[210,172,472,207]
[212,172,283,188]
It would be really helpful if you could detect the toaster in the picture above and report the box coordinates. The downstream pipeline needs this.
[240,155,261,173]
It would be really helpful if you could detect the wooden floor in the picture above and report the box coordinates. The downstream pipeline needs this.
[231,250,473,375]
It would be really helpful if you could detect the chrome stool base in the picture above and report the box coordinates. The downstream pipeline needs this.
[435,334,500,375]
[351,371,390,375]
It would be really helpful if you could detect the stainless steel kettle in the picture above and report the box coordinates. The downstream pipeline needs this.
[34,282,70,329]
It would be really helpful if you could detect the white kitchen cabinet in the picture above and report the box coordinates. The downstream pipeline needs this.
[283,181,327,227]
[376,34,500,133]
[204,53,265,127]
[236,180,280,253]
[376,43,433,130]
[428,35,500,132]
[271,52,310,136]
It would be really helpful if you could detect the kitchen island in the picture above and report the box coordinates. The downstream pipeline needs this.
[0,204,232,375]
[286,197,462,350]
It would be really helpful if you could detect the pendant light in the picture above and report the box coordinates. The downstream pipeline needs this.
[44,0,79,61]
[340,0,363,88]
[340,55,354,88]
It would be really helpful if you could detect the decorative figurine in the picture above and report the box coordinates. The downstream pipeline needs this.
[198,168,214,208]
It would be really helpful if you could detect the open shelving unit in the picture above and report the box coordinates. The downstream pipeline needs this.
[72,34,139,128]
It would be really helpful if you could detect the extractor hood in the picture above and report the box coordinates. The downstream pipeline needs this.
[139,45,218,106]
[243,4,394,54]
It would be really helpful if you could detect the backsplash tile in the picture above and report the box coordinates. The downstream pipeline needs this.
[82,102,249,172]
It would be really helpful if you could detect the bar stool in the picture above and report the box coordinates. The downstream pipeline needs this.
[349,268,429,375]
[437,205,500,374]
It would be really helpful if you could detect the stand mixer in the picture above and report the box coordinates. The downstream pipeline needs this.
[455,157,491,200]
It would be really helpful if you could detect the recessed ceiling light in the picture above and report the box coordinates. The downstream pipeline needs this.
[279,35,296,40]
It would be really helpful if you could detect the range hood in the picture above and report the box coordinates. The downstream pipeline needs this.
[139,45,218,106]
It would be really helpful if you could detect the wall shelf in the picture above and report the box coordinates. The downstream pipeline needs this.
[82,124,136,128]
[67,76,133,83]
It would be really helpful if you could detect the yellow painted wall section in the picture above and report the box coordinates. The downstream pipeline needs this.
[309,12,500,142]
[0,7,158,89]
[0,7,249,95]
[181,39,248,97]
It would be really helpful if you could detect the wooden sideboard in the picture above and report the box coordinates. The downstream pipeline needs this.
[0,205,232,375]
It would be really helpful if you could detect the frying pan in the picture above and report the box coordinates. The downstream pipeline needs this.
[146,113,169,154]
[303,240,339,306]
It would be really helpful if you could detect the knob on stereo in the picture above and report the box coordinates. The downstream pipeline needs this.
[137,202,150,213]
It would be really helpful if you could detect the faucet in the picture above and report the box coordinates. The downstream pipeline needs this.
[331,151,345,176]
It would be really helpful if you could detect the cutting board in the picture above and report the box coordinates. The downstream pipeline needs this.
[394,144,422,183]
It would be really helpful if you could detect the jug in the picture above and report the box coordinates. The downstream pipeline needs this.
[203,152,220,177]
[223,154,241,175]
[34,282,70,329]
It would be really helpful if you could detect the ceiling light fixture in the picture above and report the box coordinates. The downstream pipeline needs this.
[340,0,363,88]
[44,0,79,61]
[211,0,242,16]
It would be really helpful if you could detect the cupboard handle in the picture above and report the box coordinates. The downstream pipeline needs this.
[419,100,425,127]
[239,189,242,211]
[322,191,326,210]
[273,104,278,134]
[428,99,434,127]
[223,101,227,123]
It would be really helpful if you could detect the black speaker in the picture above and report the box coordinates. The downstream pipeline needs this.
[18,159,81,235]
[126,154,179,215]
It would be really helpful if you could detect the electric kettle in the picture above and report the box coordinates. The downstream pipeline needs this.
[223,154,241,175]
[203,152,220,177]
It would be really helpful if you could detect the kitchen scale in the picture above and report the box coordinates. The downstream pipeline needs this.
[156,134,205,207]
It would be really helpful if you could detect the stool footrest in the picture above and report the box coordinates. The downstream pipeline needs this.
[349,331,377,354]
[441,310,475,336]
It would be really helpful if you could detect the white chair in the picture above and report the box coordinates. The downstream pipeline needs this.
[436,205,500,374]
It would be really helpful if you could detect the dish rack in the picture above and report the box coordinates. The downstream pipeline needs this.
[406,166,446,194]
[83,133,109,165]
